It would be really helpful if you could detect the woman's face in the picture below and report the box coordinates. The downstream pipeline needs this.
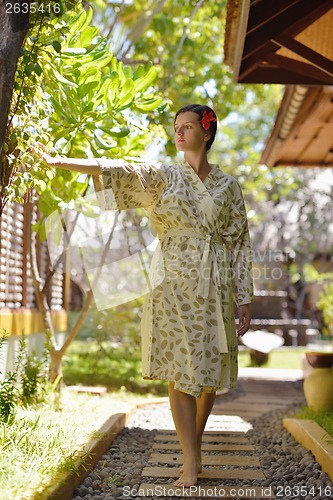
[174,111,210,153]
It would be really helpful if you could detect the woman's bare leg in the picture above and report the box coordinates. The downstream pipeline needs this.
[179,391,216,473]
[168,382,199,487]
[195,391,216,463]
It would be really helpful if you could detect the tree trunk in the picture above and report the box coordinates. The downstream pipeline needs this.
[0,2,30,213]
[48,346,64,387]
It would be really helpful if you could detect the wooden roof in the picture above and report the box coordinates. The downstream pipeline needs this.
[261,85,333,168]
[224,0,333,84]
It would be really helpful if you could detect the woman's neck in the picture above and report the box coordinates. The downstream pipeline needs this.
[184,151,210,174]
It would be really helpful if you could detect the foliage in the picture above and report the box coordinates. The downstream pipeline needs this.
[44,8,164,160]
[0,330,51,423]
[87,0,282,156]
[1,0,78,208]
[63,339,168,394]
[5,4,165,225]
[1,2,167,383]
[317,283,333,336]
[0,330,20,423]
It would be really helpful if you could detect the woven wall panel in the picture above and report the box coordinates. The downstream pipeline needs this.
[0,201,64,311]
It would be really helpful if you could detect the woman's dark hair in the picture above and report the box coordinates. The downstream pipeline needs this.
[174,104,217,151]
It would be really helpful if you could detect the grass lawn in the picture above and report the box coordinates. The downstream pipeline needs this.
[238,347,307,370]
[0,389,160,500]
[294,406,333,438]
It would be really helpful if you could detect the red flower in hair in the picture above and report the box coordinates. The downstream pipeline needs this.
[201,110,217,130]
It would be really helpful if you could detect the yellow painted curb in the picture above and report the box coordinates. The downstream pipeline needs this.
[33,411,135,500]
[283,418,333,481]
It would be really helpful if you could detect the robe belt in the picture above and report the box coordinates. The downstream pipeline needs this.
[160,227,224,299]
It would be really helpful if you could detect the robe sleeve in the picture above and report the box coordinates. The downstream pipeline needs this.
[222,178,254,306]
[92,159,168,211]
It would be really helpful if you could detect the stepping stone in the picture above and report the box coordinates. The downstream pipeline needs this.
[154,433,250,443]
[138,483,276,498]
[157,429,246,435]
[142,466,266,480]
[218,403,283,411]
[208,415,251,423]
[149,453,260,467]
[152,442,254,451]
[67,385,107,396]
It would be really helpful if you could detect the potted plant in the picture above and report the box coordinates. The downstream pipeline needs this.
[303,282,333,412]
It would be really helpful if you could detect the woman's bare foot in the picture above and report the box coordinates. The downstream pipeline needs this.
[179,456,202,474]
[174,459,199,487]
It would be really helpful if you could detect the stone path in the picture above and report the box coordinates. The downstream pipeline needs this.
[74,373,333,500]
[136,377,305,498]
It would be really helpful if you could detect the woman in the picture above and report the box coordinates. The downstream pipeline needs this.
[37,104,253,487]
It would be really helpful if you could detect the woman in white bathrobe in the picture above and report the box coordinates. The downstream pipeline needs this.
[37,104,253,488]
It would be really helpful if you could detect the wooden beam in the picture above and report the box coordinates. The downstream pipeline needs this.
[231,0,251,83]
[273,34,333,77]
[238,40,280,80]
[243,0,333,60]
[264,53,333,83]
[239,67,332,84]
[247,0,301,34]
[273,162,333,168]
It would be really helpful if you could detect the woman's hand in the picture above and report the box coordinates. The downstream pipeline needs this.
[30,143,101,174]
[236,303,251,337]
[31,143,59,166]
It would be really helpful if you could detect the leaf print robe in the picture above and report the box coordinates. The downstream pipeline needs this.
[94,159,254,397]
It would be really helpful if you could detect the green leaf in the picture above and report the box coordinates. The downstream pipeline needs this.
[133,64,157,93]
[99,126,130,138]
[93,131,117,150]
[134,97,163,112]
[114,80,135,111]
[36,179,47,191]
[66,9,91,45]
[52,41,62,53]
[53,218,64,247]
[34,63,42,76]
[61,138,73,155]
[50,66,78,88]
[72,26,100,49]
[78,81,99,100]
[82,53,113,70]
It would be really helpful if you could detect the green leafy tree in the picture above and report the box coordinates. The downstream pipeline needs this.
[0,0,79,214]
[1,3,166,383]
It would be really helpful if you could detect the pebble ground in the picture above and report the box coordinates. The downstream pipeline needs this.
[72,379,333,500]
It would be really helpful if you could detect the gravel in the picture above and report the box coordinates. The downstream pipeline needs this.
[72,386,333,500]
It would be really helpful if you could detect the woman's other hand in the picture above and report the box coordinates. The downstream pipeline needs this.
[236,303,251,337]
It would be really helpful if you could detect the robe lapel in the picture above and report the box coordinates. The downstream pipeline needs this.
[181,161,220,230]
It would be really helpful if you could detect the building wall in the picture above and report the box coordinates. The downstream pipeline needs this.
[0,201,67,375]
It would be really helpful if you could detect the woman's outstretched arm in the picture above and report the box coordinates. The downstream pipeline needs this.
[35,144,101,175]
